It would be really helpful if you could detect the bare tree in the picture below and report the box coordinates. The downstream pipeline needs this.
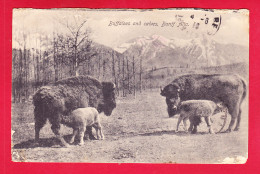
[126,57,130,94]
[117,55,121,96]
[122,56,125,97]
[132,56,136,98]
[12,29,30,102]
[53,33,59,81]
[59,19,96,76]
[111,51,118,93]
[139,57,143,93]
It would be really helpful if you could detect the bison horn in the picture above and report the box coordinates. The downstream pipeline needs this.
[113,83,116,89]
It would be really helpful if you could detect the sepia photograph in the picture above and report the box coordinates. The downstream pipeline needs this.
[11,8,249,163]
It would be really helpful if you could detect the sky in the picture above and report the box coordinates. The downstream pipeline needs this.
[12,8,249,50]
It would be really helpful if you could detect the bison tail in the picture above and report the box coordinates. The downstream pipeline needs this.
[241,78,247,104]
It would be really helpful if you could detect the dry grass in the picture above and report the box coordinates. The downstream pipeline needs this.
[11,90,248,163]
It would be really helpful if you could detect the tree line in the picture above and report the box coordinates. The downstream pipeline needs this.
[12,20,152,103]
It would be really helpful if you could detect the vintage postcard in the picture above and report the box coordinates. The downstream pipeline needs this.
[11,8,249,163]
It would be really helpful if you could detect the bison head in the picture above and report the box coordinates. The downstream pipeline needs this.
[161,84,181,117]
[98,82,116,116]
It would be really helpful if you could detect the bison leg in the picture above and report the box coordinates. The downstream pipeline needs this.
[78,127,86,146]
[188,124,194,132]
[188,118,194,132]
[35,117,47,144]
[93,124,100,140]
[34,106,47,144]
[94,123,105,140]
[234,108,242,131]
[85,126,96,140]
[49,115,69,147]
[176,114,184,132]
[183,117,189,132]
[189,116,201,134]
[95,127,100,140]
[51,126,69,147]
[226,104,240,132]
[205,117,214,134]
[191,125,198,134]
[99,127,105,140]
[69,129,78,144]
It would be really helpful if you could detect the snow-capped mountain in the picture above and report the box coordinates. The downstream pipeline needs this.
[115,35,249,70]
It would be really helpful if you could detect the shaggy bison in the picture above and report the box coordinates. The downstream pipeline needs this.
[160,74,247,132]
[33,76,116,147]
[176,100,226,134]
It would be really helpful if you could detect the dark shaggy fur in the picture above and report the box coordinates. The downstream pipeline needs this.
[161,74,247,132]
[33,76,116,147]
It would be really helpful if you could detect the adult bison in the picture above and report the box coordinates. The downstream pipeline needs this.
[33,76,116,147]
[160,74,247,132]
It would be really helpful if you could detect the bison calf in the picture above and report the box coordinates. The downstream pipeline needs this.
[176,100,225,134]
[63,107,104,146]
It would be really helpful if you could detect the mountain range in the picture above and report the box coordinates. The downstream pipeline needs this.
[114,35,249,70]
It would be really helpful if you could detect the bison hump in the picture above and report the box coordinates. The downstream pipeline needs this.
[55,75,102,89]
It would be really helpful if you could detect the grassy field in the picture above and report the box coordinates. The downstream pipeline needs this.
[11,90,248,163]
